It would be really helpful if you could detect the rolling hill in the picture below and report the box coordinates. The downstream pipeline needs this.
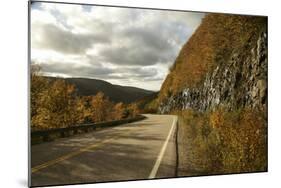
[44,77,154,104]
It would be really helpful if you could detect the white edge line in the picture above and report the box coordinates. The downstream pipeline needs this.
[148,115,178,179]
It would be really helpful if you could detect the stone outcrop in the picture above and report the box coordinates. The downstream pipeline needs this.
[159,32,267,113]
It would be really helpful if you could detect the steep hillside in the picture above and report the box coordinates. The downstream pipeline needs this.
[45,77,154,104]
[156,13,267,175]
[157,13,267,112]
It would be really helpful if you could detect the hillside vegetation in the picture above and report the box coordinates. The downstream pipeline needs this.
[156,13,267,175]
[158,14,267,103]
[176,108,267,176]
[31,66,140,130]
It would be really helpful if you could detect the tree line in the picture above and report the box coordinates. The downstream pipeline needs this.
[31,65,139,130]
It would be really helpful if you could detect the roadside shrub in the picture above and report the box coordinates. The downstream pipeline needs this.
[179,107,267,174]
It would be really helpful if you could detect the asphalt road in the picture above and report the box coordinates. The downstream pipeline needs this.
[30,114,178,187]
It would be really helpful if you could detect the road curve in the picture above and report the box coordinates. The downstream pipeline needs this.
[31,114,178,187]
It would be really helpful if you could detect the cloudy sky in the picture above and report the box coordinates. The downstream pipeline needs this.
[31,2,204,91]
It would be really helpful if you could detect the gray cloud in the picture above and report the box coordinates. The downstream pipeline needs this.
[98,19,197,66]
[99,46,172,66]
[38,60,162,84]
[40,62,114,78]
[124,27,171,51]
[31,3,204,90]
[32,23,111,54]
[98,27,179,66]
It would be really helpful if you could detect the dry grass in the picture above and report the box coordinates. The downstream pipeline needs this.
[176,107,267,175]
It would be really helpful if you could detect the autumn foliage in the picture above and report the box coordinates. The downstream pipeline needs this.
[158,14,267,103]
[177,107,267,174]
[31,65,139,130]
[157,13,267,175]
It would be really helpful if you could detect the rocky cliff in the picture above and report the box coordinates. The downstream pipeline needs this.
[158,15,267,113]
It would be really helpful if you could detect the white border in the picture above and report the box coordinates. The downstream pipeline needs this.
[0,0,280,188]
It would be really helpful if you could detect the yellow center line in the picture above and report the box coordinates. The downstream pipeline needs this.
[32,138,114,173]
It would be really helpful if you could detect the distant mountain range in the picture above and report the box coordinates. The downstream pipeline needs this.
[45,77,155,104]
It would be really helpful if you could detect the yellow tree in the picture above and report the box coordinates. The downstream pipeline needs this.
[74,96,94,124]
[128,103,140,118]
[33,79,78,129]
[90,92,112,122]
[113,102,125,120]
[30,64,49,129]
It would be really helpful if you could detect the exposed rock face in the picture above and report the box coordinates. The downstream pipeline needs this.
[159,32,267,113]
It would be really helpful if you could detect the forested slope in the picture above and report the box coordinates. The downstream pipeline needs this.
[156,13,268,175]
[157,13,267,111]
